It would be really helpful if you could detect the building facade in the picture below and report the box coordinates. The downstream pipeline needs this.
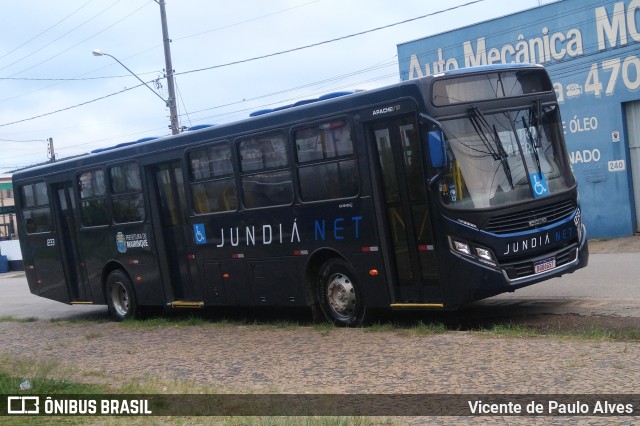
[398,0,640,237]
[0,177,16,240]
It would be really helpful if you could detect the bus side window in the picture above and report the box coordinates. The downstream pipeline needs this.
[295,119,358,202]
[188,142,238,214]
[78,169,109,227]
[110,162,145,223]
[238,132,293,209]
[21,182,52,234]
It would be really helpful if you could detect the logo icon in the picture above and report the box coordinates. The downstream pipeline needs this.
[7,396,40,414]
[530,173,549,198]
[193,224,207,245]
[116,232,127,253]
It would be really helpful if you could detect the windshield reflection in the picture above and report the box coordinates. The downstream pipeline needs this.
[437,104,573,209]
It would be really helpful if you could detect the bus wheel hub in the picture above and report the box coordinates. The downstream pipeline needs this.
[326,274,356,316]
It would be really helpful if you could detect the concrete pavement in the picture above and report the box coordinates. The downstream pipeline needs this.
[0,271,107,320]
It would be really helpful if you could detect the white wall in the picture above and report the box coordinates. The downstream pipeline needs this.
[0,240,22,260]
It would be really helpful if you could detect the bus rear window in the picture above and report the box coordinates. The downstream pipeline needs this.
[432,70,553,106]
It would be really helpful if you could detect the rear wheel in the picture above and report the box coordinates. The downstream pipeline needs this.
[106,270,137,321]
[317,259,366,326]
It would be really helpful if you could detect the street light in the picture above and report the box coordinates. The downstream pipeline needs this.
[92,48,179,135]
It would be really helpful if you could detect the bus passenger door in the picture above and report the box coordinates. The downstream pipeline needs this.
[148,161,202,302]
[369,115,440,302]
[52,181,91,301]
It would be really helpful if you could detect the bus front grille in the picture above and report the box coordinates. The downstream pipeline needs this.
[501,243,578,281]
[484,199,576,234]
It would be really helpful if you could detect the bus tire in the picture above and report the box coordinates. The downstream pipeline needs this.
[317,259,366,326]
[106,270,138,322]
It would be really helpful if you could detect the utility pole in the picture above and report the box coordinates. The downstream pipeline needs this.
[47,137,56,162]
[157,0,179,135]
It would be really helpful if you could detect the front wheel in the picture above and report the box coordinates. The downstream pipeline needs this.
[106,270,138,322]
[317,259,366,326]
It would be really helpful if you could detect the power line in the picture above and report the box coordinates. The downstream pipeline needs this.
[174,0,323,42]
[175,0,486,77]
[7,1,152,78]
[0,0,323,84]
[0,0,124,74]
[0,0,96,63]
[0,83,144,128]
[0,1,486,128]
[0,138,46,143]
[0,74,144,81]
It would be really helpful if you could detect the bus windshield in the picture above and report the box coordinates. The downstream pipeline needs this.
[437,103,573,209]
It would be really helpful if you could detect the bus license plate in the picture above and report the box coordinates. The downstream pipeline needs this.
[534,257,556,274]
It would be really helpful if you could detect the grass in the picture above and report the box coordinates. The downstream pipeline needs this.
[0,315,38,323]
[486,323,541,338]
[407,320,448,335]
[0,355,109,395]
[363,320,448,335]
[49,317,111,325]
[483,322,640,341]
[6,310,639,341]
[120,316,303,330]
[120,315,208,328]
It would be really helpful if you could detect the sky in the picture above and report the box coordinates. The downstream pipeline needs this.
[0,0,555,174]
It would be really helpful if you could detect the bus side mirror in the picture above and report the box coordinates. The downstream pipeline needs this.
[428,130,447,168]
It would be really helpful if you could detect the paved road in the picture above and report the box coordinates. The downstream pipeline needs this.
[1,249,638,321]
[474,252,640,317]
[0,271,107,320]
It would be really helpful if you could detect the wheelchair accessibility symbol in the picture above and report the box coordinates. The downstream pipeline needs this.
[193,224,207,245]
[530,173,549,198]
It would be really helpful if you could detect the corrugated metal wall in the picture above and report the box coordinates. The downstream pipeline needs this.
[625,101,640,232]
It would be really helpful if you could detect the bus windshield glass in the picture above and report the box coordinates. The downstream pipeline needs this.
[432,70,552,106]
[437,103,573,209]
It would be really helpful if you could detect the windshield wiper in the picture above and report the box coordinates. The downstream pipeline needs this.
[522,101,543,177]
[522,116,542,177]
[468,106,514,189]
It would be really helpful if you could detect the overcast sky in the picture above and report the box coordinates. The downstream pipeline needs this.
[0,0,555,173]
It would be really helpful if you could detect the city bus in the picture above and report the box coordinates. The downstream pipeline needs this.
[12,63,588,326]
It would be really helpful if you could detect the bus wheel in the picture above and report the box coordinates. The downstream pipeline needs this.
[318,259,365,326]
[106,270,137,322]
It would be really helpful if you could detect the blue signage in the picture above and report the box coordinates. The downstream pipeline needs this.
[193,224,207,245]
[530,173,549,198]
[397,0,639,237]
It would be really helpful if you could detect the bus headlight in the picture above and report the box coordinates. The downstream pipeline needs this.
[475,247,495,264]
[452,240,471,256]
[448,236,497,267]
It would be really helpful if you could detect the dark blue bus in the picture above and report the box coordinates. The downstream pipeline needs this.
[13,63,588,326]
